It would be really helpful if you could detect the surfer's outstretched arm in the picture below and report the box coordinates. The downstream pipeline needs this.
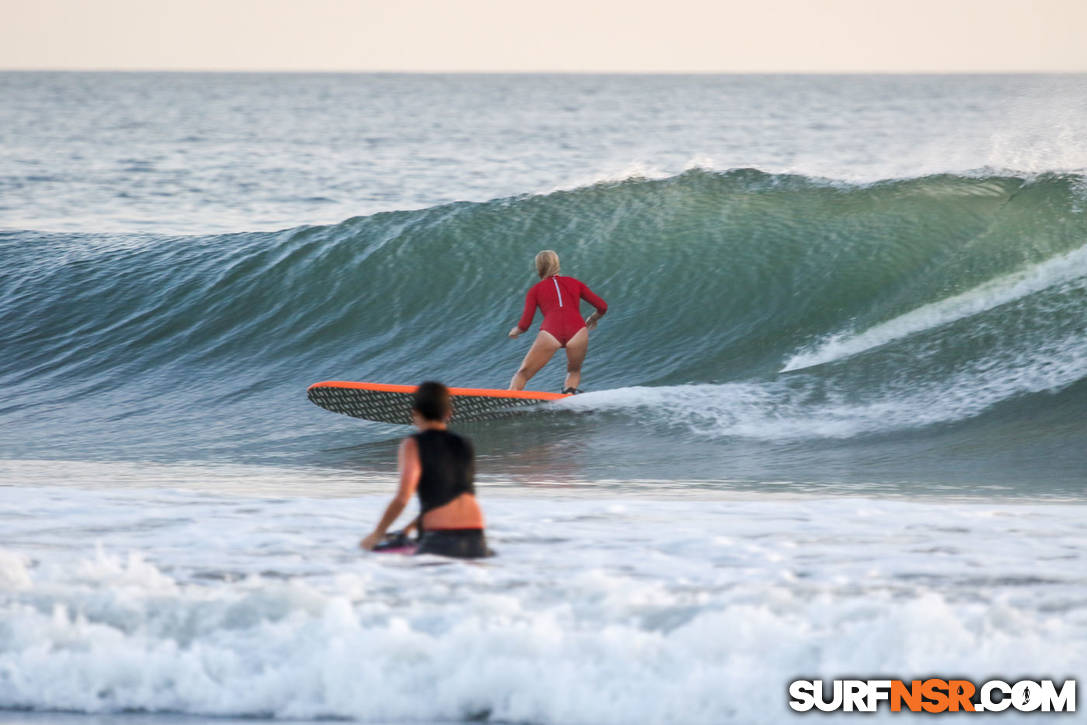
[509,285,538,338]
[361,437,421,550]
[581,281,607,330]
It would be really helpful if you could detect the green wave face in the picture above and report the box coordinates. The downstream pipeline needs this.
[2,169,1086,489]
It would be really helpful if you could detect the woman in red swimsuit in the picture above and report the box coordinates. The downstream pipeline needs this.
[508,250,608,393]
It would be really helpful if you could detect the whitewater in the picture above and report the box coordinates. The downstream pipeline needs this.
[1,73,1086,723]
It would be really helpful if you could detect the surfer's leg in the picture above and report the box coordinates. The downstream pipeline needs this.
[509,331,561,390]
[563,327,588,391]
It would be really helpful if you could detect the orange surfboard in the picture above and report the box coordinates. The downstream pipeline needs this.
[307,381,570,424]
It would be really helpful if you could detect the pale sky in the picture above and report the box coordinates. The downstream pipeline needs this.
[2,0,1086,73]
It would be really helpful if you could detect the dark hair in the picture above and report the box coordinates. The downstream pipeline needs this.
[412,381,451,421]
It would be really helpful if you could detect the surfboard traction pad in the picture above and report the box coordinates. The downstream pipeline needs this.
[307,385,548,424]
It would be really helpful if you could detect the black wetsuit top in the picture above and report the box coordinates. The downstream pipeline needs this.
[412,429,475,515]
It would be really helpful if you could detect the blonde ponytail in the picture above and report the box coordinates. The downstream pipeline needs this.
[534,250,560,278]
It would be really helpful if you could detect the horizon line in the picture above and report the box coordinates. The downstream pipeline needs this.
[4,68,1087,75]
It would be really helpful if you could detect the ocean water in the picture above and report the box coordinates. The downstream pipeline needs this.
[1,72,1086,723]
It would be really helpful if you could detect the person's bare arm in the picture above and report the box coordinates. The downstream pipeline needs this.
[360,438,421,550]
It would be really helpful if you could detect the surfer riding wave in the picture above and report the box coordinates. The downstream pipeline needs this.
[508,250,607,393]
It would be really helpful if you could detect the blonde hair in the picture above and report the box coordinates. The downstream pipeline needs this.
[535,250,560,278]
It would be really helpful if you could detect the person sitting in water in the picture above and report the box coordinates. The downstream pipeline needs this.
[508,249,607,393]
[360,381,491,558]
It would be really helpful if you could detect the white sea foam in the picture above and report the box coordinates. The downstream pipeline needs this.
[0,550,31,590]
[782,242,1087,372]
[568,318,1087,441]
[546,161,674,194]
[1,482,1084,723]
